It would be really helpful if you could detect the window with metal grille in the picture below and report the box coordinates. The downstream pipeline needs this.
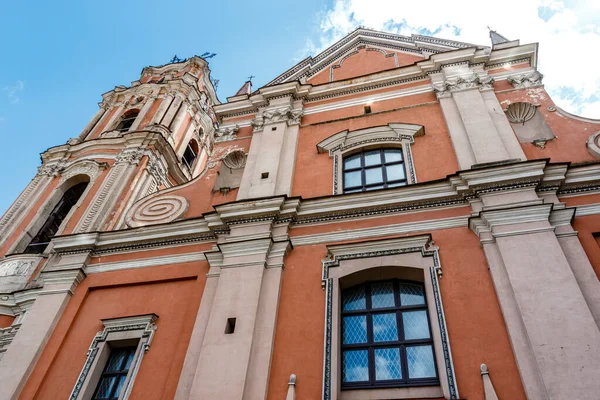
[182,140,199,170]
[343,148,407,193]
[23,182,88,254]
[115,110,139,132]
[341,280,438,389]
[92,347,137,400]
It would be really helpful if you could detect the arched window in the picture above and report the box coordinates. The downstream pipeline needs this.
[341,280,438,388]
[23,182,88,254]
[182,139,199,170]
[115,110,139,132]
[343,148,407,193]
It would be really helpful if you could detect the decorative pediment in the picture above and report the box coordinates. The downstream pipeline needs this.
[267,28,484,86]
[316,123,424,154]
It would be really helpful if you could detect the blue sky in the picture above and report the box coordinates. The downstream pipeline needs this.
[1,0,598,216]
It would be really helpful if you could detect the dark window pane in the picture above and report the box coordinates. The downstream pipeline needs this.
[374,347,402,380]
[344,154,361,169]
[372,313,399,342]
[95,376,116,398]
[400,283,425,306]
[386,164,406,181]
[384,149,403,163]
[406,345,436,379]
[343,315,367,344]
[24,182,88,254]
[106,349,127,371]
[365,167,383,185]
[344,171,362,188]
[113,375,127,399]
[363,150,382,166]
[403,310,430,340]
[371,282,395,308]
[343,350,369,382]
[343,285,366,311]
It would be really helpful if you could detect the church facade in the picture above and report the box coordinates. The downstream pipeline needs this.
[1,28,600,400]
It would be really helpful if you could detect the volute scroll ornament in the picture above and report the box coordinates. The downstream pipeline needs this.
[587,131,600,158]
[125,194,189,227]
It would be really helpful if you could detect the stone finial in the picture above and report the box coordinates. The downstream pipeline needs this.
[286,374,296,400]
[480,363,499,400]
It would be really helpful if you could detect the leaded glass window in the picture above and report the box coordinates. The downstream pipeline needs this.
[341,280,438,389]
[343,148,407,193]
[92,347,136,400]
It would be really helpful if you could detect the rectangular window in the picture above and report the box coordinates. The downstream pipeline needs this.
[343,149,407,193]
[92,347,137,400]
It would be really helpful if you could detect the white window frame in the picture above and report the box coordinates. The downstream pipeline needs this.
[321,235,458,400]
[69,314,158,400]
[316,123,424,195]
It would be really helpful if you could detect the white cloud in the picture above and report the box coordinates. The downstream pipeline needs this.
[304,0,600,118]
[3,80,24,104]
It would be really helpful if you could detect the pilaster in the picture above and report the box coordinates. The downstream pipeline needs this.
[237,96,303,200]
[470,203,600,399]
[180,197,296,400]
[0,240,90,400]
[431,64,525,169]
[129,95,157,131]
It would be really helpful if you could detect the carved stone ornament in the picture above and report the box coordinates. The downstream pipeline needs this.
[67,138,81,146]
[37,160,67,177]
[222,150,247,169]
[433,73,495,98]
[125,194,189,227]
[505,102,538,124]
[587,130,600,158]
[0,255,42,292]
[252,108,304,131]
[251,116,265,132]
[216,124,239,138]
[146,155,169,187]
[59,160,108,184]
[116,148,146,165]
[507,71,544,89]
[0,258,38,277]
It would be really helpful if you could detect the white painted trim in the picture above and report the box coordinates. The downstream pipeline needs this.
[574,203,600,217]
[304,85,432,115]
[291,215,467,246]
[86,252,205,274]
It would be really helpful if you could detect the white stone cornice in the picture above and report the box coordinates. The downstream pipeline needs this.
[469,203,553,240]
[325,234,433,262]
[291,215,468,246]
[86,252,205,274]
[574,203,600,217]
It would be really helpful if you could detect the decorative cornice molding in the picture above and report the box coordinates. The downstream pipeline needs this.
[507,71,543,89]
[432,73,494,99]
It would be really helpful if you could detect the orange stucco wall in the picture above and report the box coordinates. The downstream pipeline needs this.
[19,261,208,400]
[0,315,15,328]
[497,87,600,163]
[293,98,457,198]
[268,227,526,400]
[308,49,424,84]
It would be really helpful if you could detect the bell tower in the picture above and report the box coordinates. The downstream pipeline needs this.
[0,54,219,296]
